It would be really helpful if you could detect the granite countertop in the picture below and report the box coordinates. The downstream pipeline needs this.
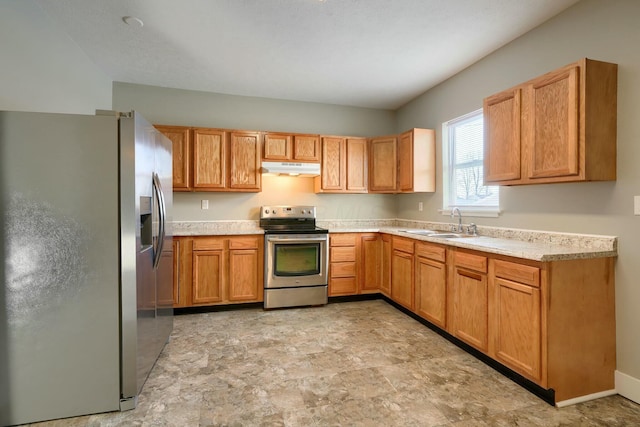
[172,219,617,262]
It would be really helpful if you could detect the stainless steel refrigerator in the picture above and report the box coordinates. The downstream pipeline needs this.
[0,110,173,426]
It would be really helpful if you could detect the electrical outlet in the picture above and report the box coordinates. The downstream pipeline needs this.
[201,200,209,210]
[418,202,423,211]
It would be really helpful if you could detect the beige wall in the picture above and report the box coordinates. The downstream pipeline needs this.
[0,1,112,114]
[396,0,640,398]
[113,82,398,221]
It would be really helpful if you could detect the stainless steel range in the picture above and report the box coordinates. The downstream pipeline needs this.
[260,205,329,309]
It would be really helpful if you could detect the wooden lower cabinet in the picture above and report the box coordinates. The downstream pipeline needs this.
[450,251,488,352]
[329,233,381,296]
[391,237,414,310]
[490,259,542,382]
[173,235,263,307]
[414,242,447,329]
[380,234,392,296]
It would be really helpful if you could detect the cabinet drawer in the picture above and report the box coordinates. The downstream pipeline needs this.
[494,259,540,287]
[331,246,356,262]
[393,237,415,254]
[193,237,224,251]
[228,236,259,250]
[454,251,487,273]
[330,277,358,295]
[415,242,446,263]
[331,262,356,278]
[330,234,357,246]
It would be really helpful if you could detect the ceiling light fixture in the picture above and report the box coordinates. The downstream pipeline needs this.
[122,16,144,28]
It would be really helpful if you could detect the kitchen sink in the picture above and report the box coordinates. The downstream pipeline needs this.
[402,229,475,238]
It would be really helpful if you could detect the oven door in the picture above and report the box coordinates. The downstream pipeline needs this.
[265,233,328,289]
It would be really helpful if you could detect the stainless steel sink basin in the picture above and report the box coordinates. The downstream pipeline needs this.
[403,229,439,236]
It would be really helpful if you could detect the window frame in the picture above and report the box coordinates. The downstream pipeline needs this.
[441,108,500,218]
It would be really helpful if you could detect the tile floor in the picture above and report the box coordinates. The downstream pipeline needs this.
[29,300,640,426]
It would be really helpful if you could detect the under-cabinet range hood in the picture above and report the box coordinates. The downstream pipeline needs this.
[261,161,321,177]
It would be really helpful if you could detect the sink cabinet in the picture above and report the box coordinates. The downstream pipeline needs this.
[484,58,617,186]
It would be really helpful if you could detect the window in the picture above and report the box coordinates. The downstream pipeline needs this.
[442,109,499,215]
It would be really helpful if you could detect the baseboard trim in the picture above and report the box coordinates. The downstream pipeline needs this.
[556,389,617,408]
[616,370,640,404]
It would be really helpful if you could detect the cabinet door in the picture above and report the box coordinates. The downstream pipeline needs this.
[228,249,261,301]
[453,267,488,352]
[391,250,414,310]
[293,135,320,162]
[493,277,541,381]
[369,136,397,192]
[320,137,346,191]
[398,131,414,192]
[229,131,261,190]
[172,237,193,307]
[193,129,226,189]
[263,133,291,160]
[192,249,225,304]
[415,256,446,329]
[346,138,367,192]
[484,89,522,183]
[155,125,191,191]
[380,234,392,296]
[360,234,381,292]
[528,66,579,179]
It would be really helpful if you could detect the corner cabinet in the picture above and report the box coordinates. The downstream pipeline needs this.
[484,58,618,185]
[398,128,436,193]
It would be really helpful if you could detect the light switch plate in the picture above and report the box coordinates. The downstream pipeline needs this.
[635,196,640,215]
[418,202,423,212]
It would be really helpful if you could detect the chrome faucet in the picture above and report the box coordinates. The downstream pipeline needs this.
[451,207,463,232]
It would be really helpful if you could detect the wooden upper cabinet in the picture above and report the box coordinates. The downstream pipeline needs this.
[263,133,291,161]
[369,136,397,193]
[263,133,320,162]
[229,131,261,191]
[193,128,226,189]
[315,136,367,193]
[293,135,320,162]
[398,128,435,193]
[154,125,191,191]
[484,89,522,183]
[484,58,617,186]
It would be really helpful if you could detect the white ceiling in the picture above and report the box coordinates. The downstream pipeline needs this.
[36,0,581,110]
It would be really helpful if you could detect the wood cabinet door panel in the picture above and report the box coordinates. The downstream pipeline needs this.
[294,135,320,161]
[381,234,392,296]
[391,250,414,310]
[494,277,541,381]
[228,249,261,301]
[229,131,261,190]
[192,250,224,304]
[369,137,397,192]
[155,125,191,190]
[415,257,446,329]
[361,234,381,292]
[453,268,488,352]
[484,89,522,183]
[193,129,226,189]
[264,133,291,160]
[398,131,414,191]
[529,66,579,179]
[346,138,367,192]
[321,137,346,190]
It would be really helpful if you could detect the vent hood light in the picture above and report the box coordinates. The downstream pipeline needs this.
[261,161,320,177]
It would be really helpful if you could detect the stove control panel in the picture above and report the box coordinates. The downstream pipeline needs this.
[260,205,317,219]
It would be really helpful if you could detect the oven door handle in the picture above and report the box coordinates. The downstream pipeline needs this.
[267,236,328,243]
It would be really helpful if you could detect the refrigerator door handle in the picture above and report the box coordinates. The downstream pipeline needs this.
[152,172,166,269]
